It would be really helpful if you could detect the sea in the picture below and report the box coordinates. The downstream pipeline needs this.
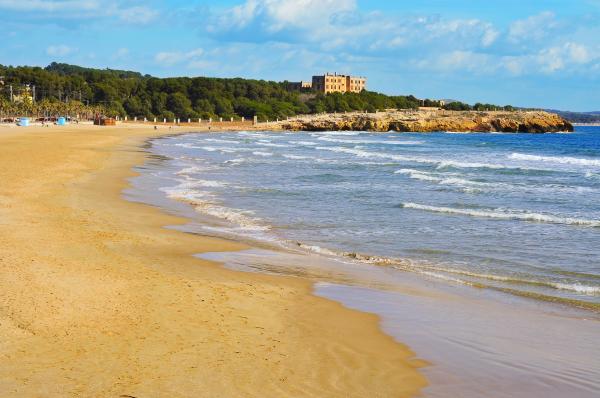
[126,126,600,397]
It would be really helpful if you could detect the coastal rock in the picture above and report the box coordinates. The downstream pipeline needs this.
[278,110,573,133]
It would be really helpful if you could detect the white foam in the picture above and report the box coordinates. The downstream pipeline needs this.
[312,131,361,136]
[282,154,314,160]
[395,168,441,182]
[175,166,205,176]
[416,270,474,285]
[551,283,600,295]
[290,141,318,146]
[224,158,249,164]
[510,153,600,168]
[256,142,292,148]
[318,146,521,170]
[174,142,203,149]
[196,204,270,231]
[204,138,240,144]
[317,136,423,145]
[296,243,340,257]
[436,160,511,170]
[252,151,273,157]
[161,182,268,231]
[402,202,600,227]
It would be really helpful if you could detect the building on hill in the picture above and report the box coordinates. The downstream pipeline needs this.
[312,73,366,94]
[288,81,313,91]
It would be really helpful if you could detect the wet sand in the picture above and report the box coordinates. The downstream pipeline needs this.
[0,123,426,397]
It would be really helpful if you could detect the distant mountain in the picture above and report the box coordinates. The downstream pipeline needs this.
[545,109,600,123]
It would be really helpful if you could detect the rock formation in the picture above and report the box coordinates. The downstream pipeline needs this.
[277,110,573,133]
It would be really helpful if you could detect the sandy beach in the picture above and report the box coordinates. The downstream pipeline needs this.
[0,123,427,397]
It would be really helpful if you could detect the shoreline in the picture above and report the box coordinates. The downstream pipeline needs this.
[0,124,427,397]
[1,108,573,134]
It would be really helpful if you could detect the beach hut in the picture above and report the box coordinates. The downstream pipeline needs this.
[93,117,116,126]
[17,117,30,127]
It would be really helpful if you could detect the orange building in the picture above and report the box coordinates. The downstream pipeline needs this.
[312,73,366,94]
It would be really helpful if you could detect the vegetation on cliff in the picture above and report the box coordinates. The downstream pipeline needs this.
[1,63,513,121]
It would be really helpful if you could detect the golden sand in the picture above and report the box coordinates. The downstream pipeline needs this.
[0,123,427,397]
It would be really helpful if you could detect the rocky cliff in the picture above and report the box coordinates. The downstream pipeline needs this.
[277,110,573,133]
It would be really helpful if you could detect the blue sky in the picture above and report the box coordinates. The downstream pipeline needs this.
[1,0,599,111]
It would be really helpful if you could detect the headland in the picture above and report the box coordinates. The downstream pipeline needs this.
[278,109,573,133]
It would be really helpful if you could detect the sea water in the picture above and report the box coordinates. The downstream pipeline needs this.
[126,126,600,397]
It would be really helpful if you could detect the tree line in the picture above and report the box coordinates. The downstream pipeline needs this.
[0,62,514,121]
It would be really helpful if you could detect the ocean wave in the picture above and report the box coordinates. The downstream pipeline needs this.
[237,131,268,138]
[435,160,513,170]
[175,166,206,176]
[401,202,600,227]
[312,131,361,136]
[256,142,292,148]
[395,168,441,182]
[395,169,490,187]
[585,171,600,180]
[396,169,598,195]
[290,141,319,146]
[413,265,600,295]
[282,154,315,160]
[551,283,600,295]
[252,151,273,157]
[294,240,600,297]
[196,204,270,231]
[224,157,249,165]
[316,136,423,145]
[161,184,268,231]
[174,142,204,149]
[165,179,229,190]
[317,146,412,162]
[509,153,600,168]
[318,146,525,170]
[198,146,249,154]
[203,138,240,144]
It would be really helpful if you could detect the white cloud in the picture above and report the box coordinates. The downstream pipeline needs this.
[508,11,558,43]
[537,42,594,73]
[155,48,205,67]
[119,6,158,24]
[0,0,99,11]
[46,44,76,57]
[481,28,499,47]
[211,0,356,33]
[202,2,600,80]
[0,1,158,25]
[413,50,495,74]
[208,0,503,57]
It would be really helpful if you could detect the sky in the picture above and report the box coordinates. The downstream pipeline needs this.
[1,0,599,111]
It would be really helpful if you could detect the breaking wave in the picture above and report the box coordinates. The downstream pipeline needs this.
[510,153,600,168]
[316,136,423,145]
[318,146,525,170]
[401,202,600,227]
[160,182,269,231]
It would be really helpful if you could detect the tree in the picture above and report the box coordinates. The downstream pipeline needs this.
[167,92,193,118]
[0,62,514,121]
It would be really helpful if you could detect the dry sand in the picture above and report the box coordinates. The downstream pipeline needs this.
[0,123,427,397]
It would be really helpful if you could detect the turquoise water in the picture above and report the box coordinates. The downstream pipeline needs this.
[147,127,600,310]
